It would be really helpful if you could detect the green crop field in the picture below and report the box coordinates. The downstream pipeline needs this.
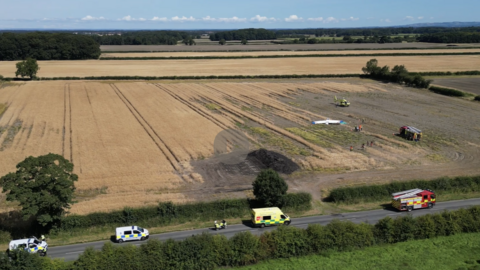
[235,232,480,270]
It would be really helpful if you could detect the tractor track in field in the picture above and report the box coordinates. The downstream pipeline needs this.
[153,84,231,131]
[62,83,73,162]
[154,83,254,150]
[110,83,182,172]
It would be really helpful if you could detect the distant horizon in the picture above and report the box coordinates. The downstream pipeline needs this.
[1,21,480,32]
[1,0,478,29]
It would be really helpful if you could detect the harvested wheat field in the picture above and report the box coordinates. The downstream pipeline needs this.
[0,79,479,213]
[1,56,480,78]
[101,49,480,58]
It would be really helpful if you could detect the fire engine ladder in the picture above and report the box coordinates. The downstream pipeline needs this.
[391,188,423,199]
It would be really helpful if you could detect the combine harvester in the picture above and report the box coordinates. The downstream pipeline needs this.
[312,118,347,125]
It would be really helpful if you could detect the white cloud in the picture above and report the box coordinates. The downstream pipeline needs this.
[380,19,391,23]
[202,16,247,23]
[323,17,338,23]
[171,16,196,22]
[81,15,105,21]
[307,17,324,22]
[119,15,134,21]
[250,15,277,22]
[430,17,434,19]
[151,16,168,22]
[138,18,146,21]
[417,16,424,20]
[341,16,359,21]
[404,16,415,21]
[285,15,303,22]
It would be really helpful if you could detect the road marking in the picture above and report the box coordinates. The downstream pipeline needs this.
[65,251,83,254]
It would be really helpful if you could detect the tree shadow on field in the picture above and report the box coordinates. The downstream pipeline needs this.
[0,210,40,240]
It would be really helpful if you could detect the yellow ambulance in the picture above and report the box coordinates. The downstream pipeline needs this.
[251,207,291,228]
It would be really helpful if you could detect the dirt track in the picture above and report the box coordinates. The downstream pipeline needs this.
[101,43,480,52]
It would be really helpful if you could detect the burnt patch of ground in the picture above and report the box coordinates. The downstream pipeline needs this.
[247,149,300,174]
[432,77,480,95]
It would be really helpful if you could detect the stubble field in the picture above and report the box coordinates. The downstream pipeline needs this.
[0,55,479,78]
[0,79,479,214]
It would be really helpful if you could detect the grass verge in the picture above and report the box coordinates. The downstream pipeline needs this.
[235,232,480,270]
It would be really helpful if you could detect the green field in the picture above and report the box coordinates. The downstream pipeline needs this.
[236,233,480,270]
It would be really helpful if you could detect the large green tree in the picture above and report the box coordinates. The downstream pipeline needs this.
[252,169,288,207]
[15,58,39,79]
[0,153,78,227]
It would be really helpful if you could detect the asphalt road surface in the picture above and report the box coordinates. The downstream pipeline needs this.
[48,198,480,261]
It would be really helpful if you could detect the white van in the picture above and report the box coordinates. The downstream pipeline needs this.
[9,237,48,256]
[115,226,149,243]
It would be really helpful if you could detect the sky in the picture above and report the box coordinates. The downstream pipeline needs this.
[0,0,478,30]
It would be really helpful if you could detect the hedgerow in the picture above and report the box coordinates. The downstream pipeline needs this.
[57,193,311,231]
[474,95,480,101]
[328,175,480,204]
[429,86,466,97]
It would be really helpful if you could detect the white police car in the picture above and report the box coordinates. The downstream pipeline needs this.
[115,226,149,243]
[9,237,48,256]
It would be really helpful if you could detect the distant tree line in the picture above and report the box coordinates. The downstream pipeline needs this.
[0,32,101,60]
[283,35,410,45]
[417,32,480,43]
[274,26,480,38]
[209,28,276,41]
[91,31,190,45]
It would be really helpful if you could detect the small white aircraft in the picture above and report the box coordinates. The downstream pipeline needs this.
[311,118,346,125]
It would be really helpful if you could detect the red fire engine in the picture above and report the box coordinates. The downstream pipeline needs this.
[391,189,436,211]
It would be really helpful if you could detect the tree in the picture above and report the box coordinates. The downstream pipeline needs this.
[183,36,196,46]
[362,59,380,75]
[15,58,39,79]
[241,39,248,45]
[0,153,78,227]
[219,39,226,45]
[252,169,288,207]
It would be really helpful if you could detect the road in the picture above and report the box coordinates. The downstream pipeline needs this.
[48,198,480,261]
